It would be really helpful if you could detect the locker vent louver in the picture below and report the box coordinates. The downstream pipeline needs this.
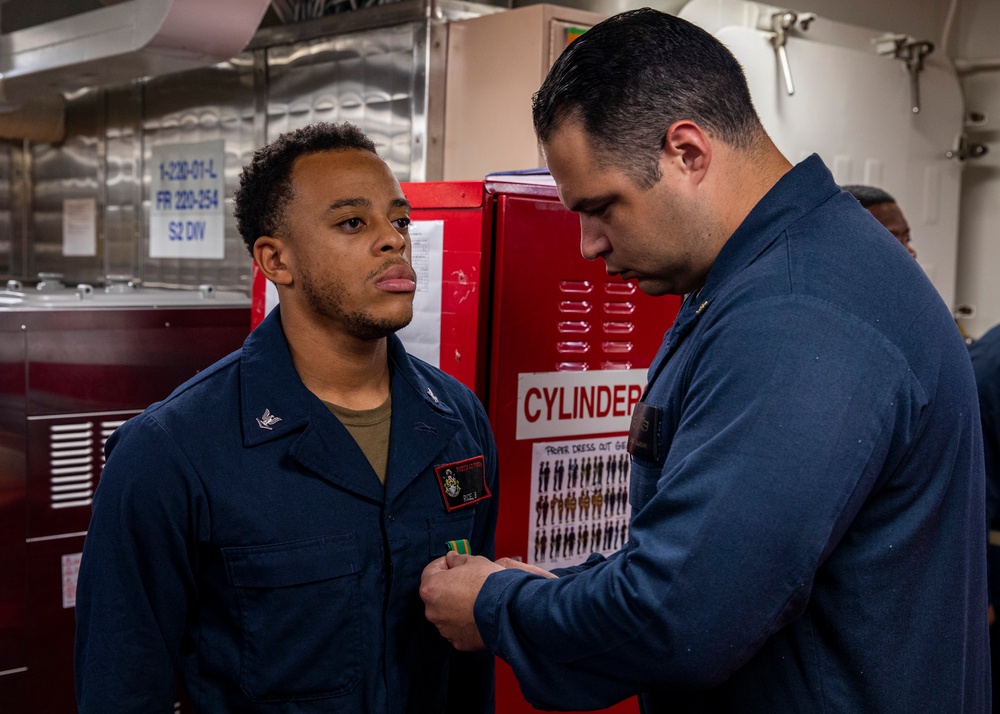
[601,281,637,370]
[47,419,127,510]
[556,279,641,370]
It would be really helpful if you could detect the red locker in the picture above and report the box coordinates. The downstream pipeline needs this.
[252,177,680,712]
[0,291,252,714]
[482,178,679,713]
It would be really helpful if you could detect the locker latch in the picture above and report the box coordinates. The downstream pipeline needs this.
[945,133,989,162]
[762,10,815,97]
[873,34,935,114]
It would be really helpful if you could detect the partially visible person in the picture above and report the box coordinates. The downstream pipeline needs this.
[420,8,989,713]
[969,322,1000,709]
[846,183,972,344]
[75,121,498,713]
[843,183,918,258]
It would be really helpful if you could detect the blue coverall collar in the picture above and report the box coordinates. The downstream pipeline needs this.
[700,153,839,304]
[647,154,841,385]
[239,307,463,503]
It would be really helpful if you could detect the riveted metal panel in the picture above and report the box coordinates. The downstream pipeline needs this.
[266,21,428,181]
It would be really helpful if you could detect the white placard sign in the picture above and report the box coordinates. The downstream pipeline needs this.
[62,198,96,256]
[149,140,226,259]
[395,219,443,366]
[517,369,647,440]
[62,552,82,609]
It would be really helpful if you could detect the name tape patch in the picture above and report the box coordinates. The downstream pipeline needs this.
[435,456,491,512]
[627,401,663,464]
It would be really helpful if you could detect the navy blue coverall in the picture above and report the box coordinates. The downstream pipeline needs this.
[475,155,989,712]
[75,309,498,713]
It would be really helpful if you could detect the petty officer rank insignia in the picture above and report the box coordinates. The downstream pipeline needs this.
[434,456,491,512]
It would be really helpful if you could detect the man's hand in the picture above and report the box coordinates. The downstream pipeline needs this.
[495,558,558,579]
[420,551,504,651]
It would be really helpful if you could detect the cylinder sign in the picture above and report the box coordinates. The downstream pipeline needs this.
[516,369,647,441]
[149,140,226,259]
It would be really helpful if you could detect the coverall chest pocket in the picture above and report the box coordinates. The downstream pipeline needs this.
[223,534,361,703]
[629,460,662,514]
[427,511,475,559]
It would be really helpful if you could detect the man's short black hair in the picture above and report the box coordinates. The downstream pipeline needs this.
[842,184,897,209]
[532,7,765,190]
[234,122,378,255]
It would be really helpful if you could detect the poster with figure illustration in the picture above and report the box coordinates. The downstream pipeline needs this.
[527,435,632,570]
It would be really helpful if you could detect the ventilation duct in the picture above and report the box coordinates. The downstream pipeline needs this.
[0,0,272,140]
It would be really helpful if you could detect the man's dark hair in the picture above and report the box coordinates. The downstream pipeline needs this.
[234,122,378,254]
[842,184,896,209]
[532,7,764,189]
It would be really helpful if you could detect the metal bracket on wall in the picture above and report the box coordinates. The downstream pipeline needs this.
[873,33,935,114]
[945,133,989,161]
[761,10,815,97]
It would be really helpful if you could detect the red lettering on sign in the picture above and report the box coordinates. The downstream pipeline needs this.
[543,387,558,420]
[525,387,542,422]
[559,386,573,420]
[524,379,645,426]
[597,385,612,417]
[612,384,626,416]
[627,384,642,415]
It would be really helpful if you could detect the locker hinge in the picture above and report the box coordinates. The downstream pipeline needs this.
[759,10,816,96]
[873,33,935,114]
[945,134,989,162]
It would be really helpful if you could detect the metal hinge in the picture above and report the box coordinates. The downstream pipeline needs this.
[760,10,816,96]
[873,33,935,114]
[945,134,989,161]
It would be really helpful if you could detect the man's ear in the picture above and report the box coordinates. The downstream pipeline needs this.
[662,120,712,181]
[253,236,293,287]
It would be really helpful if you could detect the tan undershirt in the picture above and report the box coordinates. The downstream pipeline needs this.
[324,394,392,485]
